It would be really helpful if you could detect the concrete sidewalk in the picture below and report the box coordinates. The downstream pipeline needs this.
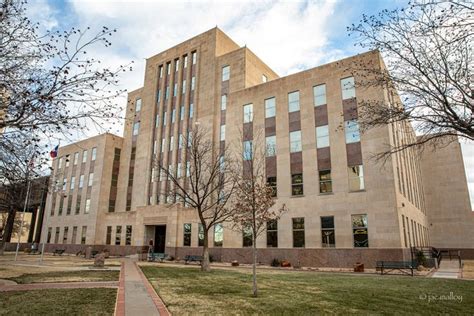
[432,260,461,279]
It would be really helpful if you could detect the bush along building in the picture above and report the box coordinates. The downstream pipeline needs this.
[40,28,474,267]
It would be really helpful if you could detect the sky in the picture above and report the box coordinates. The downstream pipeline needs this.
[25,0,473,208]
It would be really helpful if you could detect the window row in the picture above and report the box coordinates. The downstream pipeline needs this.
[53,195,91,216]
[158,52,197,79]
[57,147,97,169]
[58,172,94,192]
[105,225,132,246]
[47,226,87,245]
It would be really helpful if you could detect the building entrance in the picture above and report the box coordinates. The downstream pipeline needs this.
[154,225,166,253]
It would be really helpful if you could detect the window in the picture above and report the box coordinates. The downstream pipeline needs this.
[186,161,191,177]
[66,196,72,215]
[115,226,122,245]
[81,226,87,244]
[70,176,75,190]
[157,90,161,102]
[321,216,335,247]
[266,135,276,157]
[220,125,226,141]
[289,130,302,153]
[178,134,184,149]
[82,150,87,163]
[189,103,194,118]
[313,84,326,106]
[135,98,142,112]
[222,65,230,81]
[165,86,170,99]
[192,52,197,64]
[126,226,132,245]
[316,125,329,148]
[167,62,171,75]
[265,97,275,118]
[73,152,79,165]
[175,59,179,71]
[62,178,67,191]
[88,172,94,187]
[55,227,60,243]
[319,170,332,193]
[58,157,63,169]
[198,223,204,247]
[267,177,277,197]
[243,103,253,123]
[288,91,300,112]
[183,223,191,246]
[63,227,69,244]
[214,223,223,247]
[221,94,227,110]
[133,122,140,136]
[47,227,52,243]
[191,77,196,90]
[163,111,167,125]
[341,77,355,100]
[173,83,178,97]
[169,136,174,151]
[184,55,188,68]
[71,226,77,244]
[243,226,253,247]
[159,66,163,78]
[65,155,70,167]
[177,162,182,178]
[79,174,84,188]
[243,140,253,161]
[108,199,115,212]
[402,215,408,247]
[262,74,268,83]
[58,196,64,215]
[352,214,368,247]
[345,120,360,143]
[106,226,112,245]
[182,80,186,94]
[85,198,90,214]
[91,147,97,161]
[348,165,365,191]
[172,109,176,123]
[291,174,304,196]
[266,220,278,247]
[292,218,305,248]
[75,195,81,214]
[180,106,185,120]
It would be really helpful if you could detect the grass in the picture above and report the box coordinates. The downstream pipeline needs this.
[0,288,116,315]
[142,266,474,315]
[6,270,119,284]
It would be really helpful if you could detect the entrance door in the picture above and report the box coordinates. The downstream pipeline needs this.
[154,225,166,253]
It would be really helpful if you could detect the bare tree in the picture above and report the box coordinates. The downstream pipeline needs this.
[230,129,287,297]
[1,0,132,156]
[347,0,473,157]
[153,126,236,272]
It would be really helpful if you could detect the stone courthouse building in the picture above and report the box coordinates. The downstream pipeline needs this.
[40,28,474,267]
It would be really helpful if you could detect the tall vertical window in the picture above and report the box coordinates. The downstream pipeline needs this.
[170,136,174,151]
[341,77,356,100]
[82,150,88,163]
[321,216,335,247]
[198,224,204,247]
[73,152,79,165]
[352,214,368,247]
[172,109,176,123]
[402,215,408,247]
[177,162,182,178]
[221,94,227,110]
[182,80,186,94]
[316,125,329,148]
[192,52,197,64]
[63,226,69,244]
[91,147,97,161]
[62,178,67,191]
[291,174,304,196]
[243,141,253,161]
[79,175,84,188]
[126,225,132,245]
[345,120,360,143]
[191,77,196,90]
[165,86,170,99]
[220,125,226,141]
[243,103,253,123]
[183,223,191,246]
[313,84,326,106]
[75,195,81,214]
[58,157,63,169]
[135,98,142,112]
[266,220,278,247]
[54,227,60,243]
[88,172,94,186]
[159,66,163,78]
[47,227,52,243]
[115,226,122,245]
[189,103,194,118]
[173,83,178,97]
[186,161,191,177]
[175,59,179,71]
[265,97,276,118]
[180,106,185,120]
[292,218,305,248]
[265,135,276,157]
[222,65,230,81]
[163,112,167,125]
[70,176,75,190]
[289,130,302,153]
[243,226,253,247]
[161,138,165,153]
[85,198,91,214]
[319,170,332,193]
[65,155,70,167]
[184,55,188,68]
[133,122,140,136]
[266,177,277,197]
[71,226,77,244]
[81,226,87,244]
[106,226,112,245]
[288,91,300,112]
[167,62,171,75]
[157,90,161,102]
[348,165,365,191]
[214,223,223,247]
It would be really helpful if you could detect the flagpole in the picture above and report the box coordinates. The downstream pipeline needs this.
[14,169,32,262]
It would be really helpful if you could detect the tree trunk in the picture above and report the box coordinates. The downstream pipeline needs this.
[252,236,257,297]
[201,230,211,272]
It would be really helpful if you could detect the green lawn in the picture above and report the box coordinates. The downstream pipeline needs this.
[0,288,116,315]
[7,270,119,284]
[141,266,474,315]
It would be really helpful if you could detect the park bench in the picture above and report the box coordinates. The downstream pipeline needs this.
[376,261,417,276]
[28,249,41,255]
[148,252,167,262]
[184,255,203,264]
[53,249,65,256]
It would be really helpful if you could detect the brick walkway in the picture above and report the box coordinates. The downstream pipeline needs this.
[114,259,170,316]
[0,281,118,292]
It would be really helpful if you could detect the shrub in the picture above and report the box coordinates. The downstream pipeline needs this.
[271,258,280,267]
